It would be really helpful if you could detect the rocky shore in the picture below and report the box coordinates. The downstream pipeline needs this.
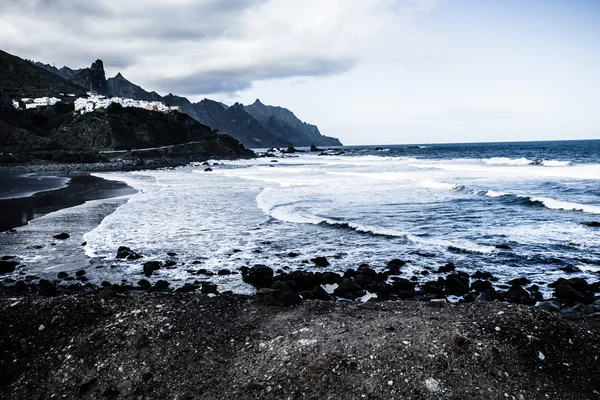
[1,291,599,400]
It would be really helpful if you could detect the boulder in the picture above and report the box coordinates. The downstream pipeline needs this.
[471,270,495,280]
[310,256,330,267]
[116,246,142,260]
[201,282,218,295]
[437,263,456,273]
[138,279,152,290]
[299,286,331,301]
[57,271,69,279]
[0,260,18,274]
[53,232,70,240]
[507,284,534,305]
[554,284,593,305]
[151,280,170,292]
[507,277,531,286]
[333,278,366,300]
[143,261,163,277]
[241,265,274,288]
[443,272,470,295]
[536,300,561,312]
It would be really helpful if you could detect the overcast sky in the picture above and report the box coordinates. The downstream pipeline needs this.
[1,0,599,144]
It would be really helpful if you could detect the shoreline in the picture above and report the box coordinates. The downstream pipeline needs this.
[0,172,137,232]
[0,292,599,399]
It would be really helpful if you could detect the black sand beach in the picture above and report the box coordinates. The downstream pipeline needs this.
[0,172,137,232]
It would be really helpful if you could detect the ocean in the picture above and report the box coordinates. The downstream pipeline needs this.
[2,140,599,295]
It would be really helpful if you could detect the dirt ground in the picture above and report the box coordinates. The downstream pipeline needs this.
[1,293,599,399]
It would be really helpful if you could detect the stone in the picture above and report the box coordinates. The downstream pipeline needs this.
[204,167,213,172]
[240,265,274,288]
[536,300,561,312]
[138,279,152,290]
[201,282,218,295]
[116,246,142,260]
[310,256,330,267]
[143,261,163,277]
[554,285,593,305]
[97,288,116,300]
[495,244,511,250]
[560,265,581,273]
[387,259,406,268]
[57,271,69,279]
[0,260,19,274]
[218,269,232,276]
[53,232,70,240]
[437,263,456,273]
[299,285,331,301]
[334,278,366,300]
[175,283,200,293]
[151,280,170,292]
[75,270,86,277]
[472,270,495,280]
[508,277,531,286]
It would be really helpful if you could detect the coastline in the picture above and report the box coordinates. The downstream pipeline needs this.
[0,172,137,232]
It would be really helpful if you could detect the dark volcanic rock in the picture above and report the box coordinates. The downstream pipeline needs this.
[116,246,142,260]
[241,265,274,288]
[508,277,531,286]
[310,256,329,267]
[333,278,366,300]
[554,285,593,305]
[143,261,163,278]
[0,260,18,274]
[53,232,70,240]
[437,263,456,273]
[299,286,331,301]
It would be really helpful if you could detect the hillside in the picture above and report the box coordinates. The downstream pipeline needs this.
[0,50,86,98]
[245,99,342,147]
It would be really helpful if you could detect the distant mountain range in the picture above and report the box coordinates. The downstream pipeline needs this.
[31,54,342,148]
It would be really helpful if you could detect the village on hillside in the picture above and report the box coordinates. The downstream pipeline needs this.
[11,91,182,115]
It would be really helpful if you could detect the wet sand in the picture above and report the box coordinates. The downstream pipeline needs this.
[0,172,137,232]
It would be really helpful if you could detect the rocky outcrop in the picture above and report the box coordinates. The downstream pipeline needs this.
[107,73,162,102]
[69,60,112,96]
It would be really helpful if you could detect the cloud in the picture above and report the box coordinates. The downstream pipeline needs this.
[0,0,438,95]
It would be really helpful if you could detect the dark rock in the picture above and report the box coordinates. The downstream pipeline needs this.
[100,281,112,288]
[333,278,366,300]
[116,246,142,260]
[275,290,302,306]
[151,280,170,292]
[57,271,69,279]
[387,259,406,268]
[75,270,86,277]
[537,300,561,312]
[175,283,200,293]
[143,261,163,277]
[471,280,494,292]
[495,244,511,250]
[320,271,342,285]
[437,263,456,273]
[138,279,152,290]
[163,260,177,268]
[443,272,470,295]
[81,242,87,246]
[218,269,232,276]
[560,264,580,273]
[0,256,15,260]
[310,144,322,152]
[472,271,495,280]
[299,285,331,301]
[240,265,274,288]
[14,280,28,292]
[167,252,177,256]
[204,168,213,172]
[507,277,531,286]
[555,285,593,305]
[0,260,18,274]
[391,278,415,291]
[310,256,329,267]
[287,252,299,257]
[507,285,534,305]
[37,279,56,296]
[78,378,98,396]
[53,232,70,240]
[201,282,218,295]
[582,221,600,227]
[564,278,590,292]
[97,288,116,300]
[373,282,395,298]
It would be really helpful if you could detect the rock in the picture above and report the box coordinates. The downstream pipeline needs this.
[437,263,456,273]
[561,304,586,317]
[507,284,534,305]
[14,280,28,292]
[508,277,531,286]
[275,290,302,306]
[564,278,590,292]
[333,278,366,300]
[443,272,470,295]
[560,265,581,273]
[287,252,299,257]
[310,144,322,152]
[495,244,511,250]
[151,280,170,292]
[299,285,331,301]
[0,260,19,274]
[201,282,218,295]
[37,279,57,296]
[138,279,152,290]
[175,283,200,293]
[387,259,406,268]
[97,288,116,300]
[0,256,15,260]
[75,270,86,277]
[167,252,177,256]
[471,271,495,280]
[240,265,274,288]
[217,269,232,276]
[310,256,329,267]
[204,168,213,172]
[57,272,69,279]
[116,246,142,260]
[554,285,593,305]
[471,280,494,292]
[536,300,562,312]
[582,221,600,227]
[374,147,384,151]
[163,260,177,268]
[143,261,162,277]
[53,232,70,240]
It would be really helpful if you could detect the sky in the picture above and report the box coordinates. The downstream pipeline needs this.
[0,0,599,145]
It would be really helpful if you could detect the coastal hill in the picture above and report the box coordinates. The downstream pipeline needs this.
[0,50,86,99]
[0,92,253,163]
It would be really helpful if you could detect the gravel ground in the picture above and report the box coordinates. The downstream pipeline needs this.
[1,293,599,400]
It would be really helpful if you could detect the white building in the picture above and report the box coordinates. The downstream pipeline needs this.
[12,100,20,110]
[73,94,173,115]
[24,97,62,109]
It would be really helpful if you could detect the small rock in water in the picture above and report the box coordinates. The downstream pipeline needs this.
[310,256,329,267]
[53,232,70,240]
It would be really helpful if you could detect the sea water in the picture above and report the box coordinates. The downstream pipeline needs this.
[3,140,600,293]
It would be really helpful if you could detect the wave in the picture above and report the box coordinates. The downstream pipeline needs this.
[481,157,532,166]
[484,191,600,214]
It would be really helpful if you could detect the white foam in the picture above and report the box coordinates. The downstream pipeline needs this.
[485,190,509,198]
[541,160,571,167]
[481,157,532,165]
[532,197,600,214]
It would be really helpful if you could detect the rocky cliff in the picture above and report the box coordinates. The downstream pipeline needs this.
[69,60,112,96]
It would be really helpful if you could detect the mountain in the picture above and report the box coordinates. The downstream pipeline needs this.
[69,59,112,96]
[245,99,342,147]
[24,52,343,147]
[0,50,86,98]
[33,62,80,80]
[107,73,162,101]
